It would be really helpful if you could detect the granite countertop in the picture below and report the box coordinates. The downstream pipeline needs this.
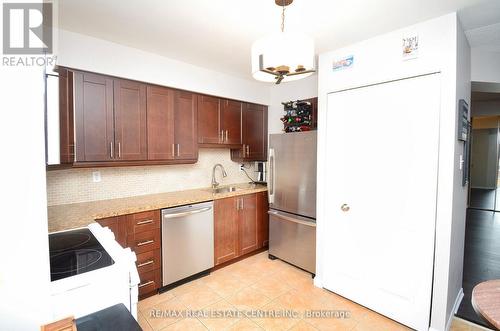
[47,183,268,233]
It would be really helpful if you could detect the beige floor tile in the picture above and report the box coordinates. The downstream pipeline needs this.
[450,317,490,331]
[177,284,222,310]
[143,296,188,331]
[307,316,358,331]
[168,278,206,297]
[138,311,154,331]
[250,277,291,300]
[138,292,175,313]
[226,286,272,313]
[290,320,320,331]
[229,266,265,286]
[353,310,411,331]
[203,272,248,298]
[226,318,263,331]
[197,299,242,331]
[251,297,301,331]
[317,292,370,322]
[160,317,208,331]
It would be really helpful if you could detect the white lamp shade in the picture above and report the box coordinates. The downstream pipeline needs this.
[251,31,315,83]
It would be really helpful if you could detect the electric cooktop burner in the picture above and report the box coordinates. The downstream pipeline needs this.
[49,228,114,281]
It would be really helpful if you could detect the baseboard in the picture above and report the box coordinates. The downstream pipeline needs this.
[445,288,464,331]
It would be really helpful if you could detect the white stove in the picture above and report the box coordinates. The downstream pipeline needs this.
[49,223,139,321]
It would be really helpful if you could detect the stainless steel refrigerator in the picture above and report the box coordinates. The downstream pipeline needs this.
[268,131,316,274]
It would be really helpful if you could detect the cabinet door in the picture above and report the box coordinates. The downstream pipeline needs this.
[214,197,239,265]
[220,99,242,145]
[257,192,269,248]
[174,91,198,160]
[146,86,175,160]
[197,95,220,144]
[74,72,114,162]
[96,216,128,248]
[238,194,258,256]
[243,103,267,160]
[113,79,147,161]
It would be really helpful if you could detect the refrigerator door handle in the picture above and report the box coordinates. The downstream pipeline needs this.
[268,210,316,227]
[269,148,275,204]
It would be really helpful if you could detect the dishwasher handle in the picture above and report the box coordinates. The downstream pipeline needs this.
[163,206,212,219]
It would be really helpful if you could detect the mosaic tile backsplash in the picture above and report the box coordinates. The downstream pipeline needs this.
[46,149,256,206]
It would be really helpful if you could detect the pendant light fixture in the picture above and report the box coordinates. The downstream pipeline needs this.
[251,0,315,84]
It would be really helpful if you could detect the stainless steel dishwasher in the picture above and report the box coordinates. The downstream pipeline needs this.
[161,201,214,288]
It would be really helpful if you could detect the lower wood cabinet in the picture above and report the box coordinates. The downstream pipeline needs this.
[96,209,161,298]
[214,192,269,266]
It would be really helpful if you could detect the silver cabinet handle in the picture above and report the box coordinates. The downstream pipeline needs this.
[137,260,154,268]
[242,144,246,157]
[110,142,114,159]
[138,280,154,288]
[246,145,250,157]
[236,198,239,210]
[177,144,180,156]
[341,204,350,212]
[225,130,228,142]
[117,142,121,158]
[136,219,154,225]
[137,240,154,247]
[171,143,175,157]
[219,130,223,143]
[241,198,244,210]
[163,207,211,219]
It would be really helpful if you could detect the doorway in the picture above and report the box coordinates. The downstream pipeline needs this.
[457,88,500,327]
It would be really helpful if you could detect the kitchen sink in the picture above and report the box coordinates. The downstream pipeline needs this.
[212,186,239,194]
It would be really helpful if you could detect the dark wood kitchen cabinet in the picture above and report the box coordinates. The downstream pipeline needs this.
[214,196,240,265]
[214,192,267,266]
[198,96,242,148]
[96,209,161,298]
[231,103,268,162]
[74,72,147,163]
[113,79,147,161]
[197,95,220,144]
[238,194,258,256]
[146,87,197,161]
[173,90,198,160]
[146,86,175,160]
[74,71,115,162]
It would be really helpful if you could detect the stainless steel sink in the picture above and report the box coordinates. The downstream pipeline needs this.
[212,186,239,194]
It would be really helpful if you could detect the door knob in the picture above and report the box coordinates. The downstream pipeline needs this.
[341,204,350,212]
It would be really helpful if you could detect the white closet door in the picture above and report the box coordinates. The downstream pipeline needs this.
[323,73,441,331]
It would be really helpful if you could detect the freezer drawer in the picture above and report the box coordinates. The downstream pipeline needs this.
[268,210,316,274]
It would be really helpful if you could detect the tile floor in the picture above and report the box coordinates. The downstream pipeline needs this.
[138,251,488,331]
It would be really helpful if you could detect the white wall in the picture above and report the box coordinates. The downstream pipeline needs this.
[316,13,468,331]
[471,48,500,84]
[446,17,470,329]
[0,2,52,329]
[57,29,270,105]
[268,75,318,134]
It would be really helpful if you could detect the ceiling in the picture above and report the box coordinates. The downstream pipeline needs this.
[59,0,497,81]
[458,0,500,51]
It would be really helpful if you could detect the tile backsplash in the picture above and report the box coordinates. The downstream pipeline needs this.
[46,149,257,206]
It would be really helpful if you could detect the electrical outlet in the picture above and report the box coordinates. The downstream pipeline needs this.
[239,164,244,171]
[92,171,101,183]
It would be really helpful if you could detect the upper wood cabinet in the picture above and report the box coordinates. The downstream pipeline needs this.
[113,79,147,161]
[173,91,198,160]
[231,103,268,162]
[220,99,242,145]
[146,86,175,160]
[146,87,198,161]
[197,96,243,147]
[197,95,220,144]
[74,71,115,162]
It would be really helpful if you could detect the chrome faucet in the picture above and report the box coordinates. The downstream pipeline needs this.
[211,164,227,189]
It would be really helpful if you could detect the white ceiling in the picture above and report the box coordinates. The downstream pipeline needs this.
[59,0,496,80]
[459,0,500,51]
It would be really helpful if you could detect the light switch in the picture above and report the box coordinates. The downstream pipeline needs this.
[92,171,101,183]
